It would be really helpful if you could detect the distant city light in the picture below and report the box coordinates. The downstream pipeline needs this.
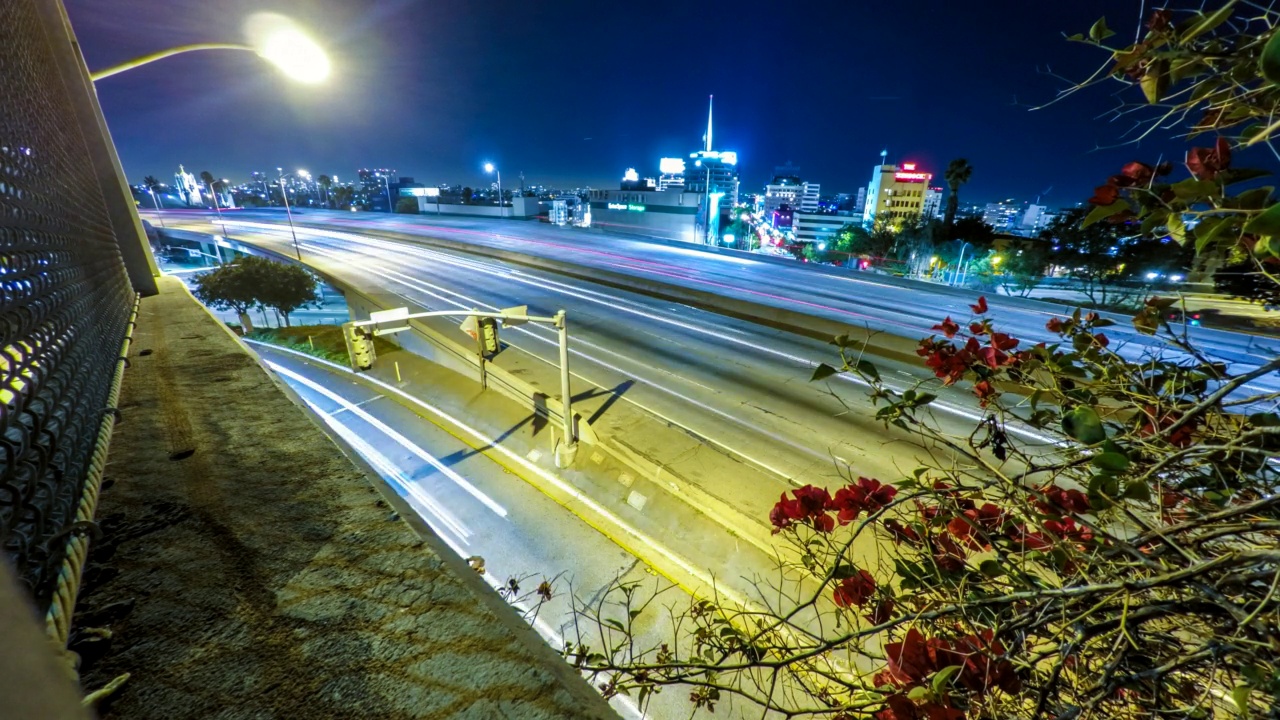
[623,168,639,182]
[1170,274,1184,282]
[723,233,735,244]
[659,158,686,175]
[1146,272,1159,280]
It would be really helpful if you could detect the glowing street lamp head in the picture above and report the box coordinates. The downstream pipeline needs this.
[245,13,330,85]
[484,162,495,174]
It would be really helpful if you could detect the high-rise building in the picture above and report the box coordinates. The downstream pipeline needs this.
[983,201,1022,232]
[854,187,866,216]
[923,186,943,220]
[358,168,397,211]
[684,95,740,242]
[863,162,933,225]
[173,164,203,207]
[799,182,820,213]
[1019,204,1052,235]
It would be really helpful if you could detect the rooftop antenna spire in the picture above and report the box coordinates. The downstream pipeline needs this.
[705,94,714,152]
[880,148,888,166]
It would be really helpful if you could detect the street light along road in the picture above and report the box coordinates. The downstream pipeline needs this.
[90,12,329,84]
[484,162,504,219]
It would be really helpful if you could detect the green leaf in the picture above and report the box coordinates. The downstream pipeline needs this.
[1140,61,1170,104]
[1123,481,1152,501]
[1083,201,1129,227]
[1190,79,1222,103]
[1232,684,1251,717]
[932,666,962,695]
[1249,412,1280,427]
[1182,3,1236,44]
[811,363,840,382]
[1063,406,1107,445]
[1140,208,1169,235]
[1092,451,1131,473]
[1171,178,1219,200]
[1220,167,1271,185]
[831,564,862,580]
[1066,33,1085,42]
[913,393,938,407]
[907,686,931,701]
[1243,203,1280,236]
[1235,187,1274,210]
[1089,17,1115,41]
[1257,235,1280,259]
[978,559,1006,578]
[1167,213,1188,244]
[855,358,880,382]
[1263,27,1280,85]
[1193,215,1235,253]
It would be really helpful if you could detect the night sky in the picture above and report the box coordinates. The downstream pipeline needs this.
[68,0,1233,205]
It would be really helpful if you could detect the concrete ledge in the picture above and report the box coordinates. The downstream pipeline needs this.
[75,276,615,719]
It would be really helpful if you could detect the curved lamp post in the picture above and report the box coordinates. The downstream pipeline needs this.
[90,13,330,84]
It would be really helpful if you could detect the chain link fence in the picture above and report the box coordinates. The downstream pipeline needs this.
[1,0,135,614]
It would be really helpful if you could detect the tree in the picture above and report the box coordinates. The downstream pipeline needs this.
[1041,208,1139,306]
[317,174,332,207]
[199,170,215,190]
[550,5,1280,718]
[330,186,355,210]
[395,197,419,214]
[1215,259,1280,309]
[191,256,319,329]
[943,158,973,233]
[142,175,161,192]
[998,242,1052,296]
[192,259,260,332]
[461,186,474,205]
[243,256,320,327]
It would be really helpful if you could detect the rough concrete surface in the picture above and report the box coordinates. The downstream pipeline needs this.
[74,277,614,719]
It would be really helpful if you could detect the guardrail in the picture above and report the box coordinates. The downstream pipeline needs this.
[2,0,138,627]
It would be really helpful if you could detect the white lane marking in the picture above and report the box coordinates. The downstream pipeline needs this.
[329,394,382,417]
[254,342,751,607]
[291,392,644,720]
[304,399,473,545]
[269,361,509,518]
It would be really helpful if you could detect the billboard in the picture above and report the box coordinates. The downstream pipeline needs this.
[659,157,686,175]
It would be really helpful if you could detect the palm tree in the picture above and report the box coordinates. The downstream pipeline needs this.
[142,175,161,192]
[199,171,217,207]
[317,174,332,208]
[943,158,973,234]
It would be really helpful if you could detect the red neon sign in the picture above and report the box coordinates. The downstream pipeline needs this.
[895,172,931,182]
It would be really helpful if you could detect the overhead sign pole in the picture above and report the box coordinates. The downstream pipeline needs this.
[350,306,578,467]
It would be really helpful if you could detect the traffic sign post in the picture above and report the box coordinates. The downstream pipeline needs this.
[351,305,579,467]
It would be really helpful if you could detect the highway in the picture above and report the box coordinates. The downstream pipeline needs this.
[158,210,1017,496]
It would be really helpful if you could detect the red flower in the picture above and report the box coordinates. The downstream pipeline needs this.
[1147,8,1172,32]
[1043,517,1094,545]
[1046,317,1065,333]
[1094,333,1110,348]
[931,316,960,338]
[829,477,896,524]
[1036,485,1091,516]
[950,631,1023,695]
[833,569,877,608]
[933,533,967,572]
[876,694,922,720]
[1089,184,1120,206]
[1012,524,1053,552]
[990,332,1019,351]
[977,345,1008,369]
[1186,137,1231,181]
[972,380,996,407]
[770,485,835,533]
[884,628,938,685]
[882,518,922,544]
[1120,161,1154,185]
[970,296,988,314]
[969,321,987,336]
[946,503,1005,549]
[865,598,895,625]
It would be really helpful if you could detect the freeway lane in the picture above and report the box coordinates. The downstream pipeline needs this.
[222,209,1280,384]
[165,214,1012,497]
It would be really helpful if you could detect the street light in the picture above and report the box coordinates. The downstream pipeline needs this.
[277,167,302,261]
[147,186,165,228]
[90,13,330,84]
[484,162,504,218]
[375,172,392,213]
[952,241,973,287]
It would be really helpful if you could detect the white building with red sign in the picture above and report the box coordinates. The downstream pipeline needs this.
[862,161,934,226]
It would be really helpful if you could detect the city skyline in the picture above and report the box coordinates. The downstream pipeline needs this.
[70,0,1240,206]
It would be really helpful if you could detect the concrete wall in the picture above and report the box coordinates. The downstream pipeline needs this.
[414,196,542,218]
